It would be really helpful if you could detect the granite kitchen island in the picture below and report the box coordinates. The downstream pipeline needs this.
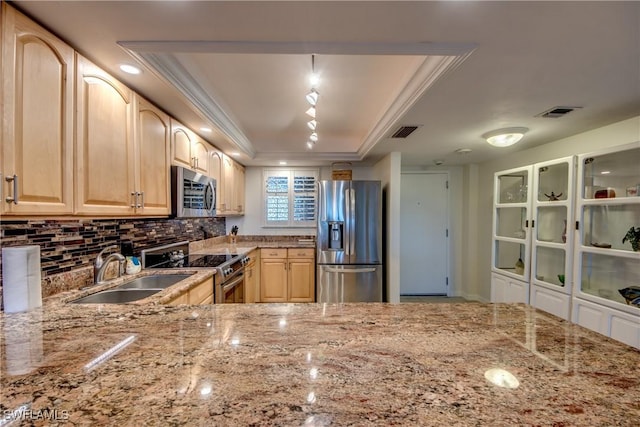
[1,301,639,426]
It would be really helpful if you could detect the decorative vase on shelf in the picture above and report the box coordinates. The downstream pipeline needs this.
[561,220,567,243]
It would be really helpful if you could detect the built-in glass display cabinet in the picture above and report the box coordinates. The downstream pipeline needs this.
[491,166,533,303]
[529,157,575,319]
[573,142,640,348]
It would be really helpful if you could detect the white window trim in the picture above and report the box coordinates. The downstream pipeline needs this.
[262,168,319,228]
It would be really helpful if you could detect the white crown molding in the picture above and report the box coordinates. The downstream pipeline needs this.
[121,41,476,163]
[357,51,475,159]
[125,50,256,157]
[120,40,477,56]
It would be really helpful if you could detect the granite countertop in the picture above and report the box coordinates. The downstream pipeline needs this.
[46,269,216,306]
[1,302,639,425]
[189,237,316,257]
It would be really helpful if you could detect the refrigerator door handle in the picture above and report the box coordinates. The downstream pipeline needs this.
[325,267,376,274]
[348,187,356,256]
[344,188,351,255]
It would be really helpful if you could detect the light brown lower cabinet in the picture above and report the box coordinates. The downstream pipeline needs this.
[244,249,260,303]
[165,276,213,306]
[260,248,315,303]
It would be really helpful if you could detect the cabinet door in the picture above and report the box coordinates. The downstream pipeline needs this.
[233,161,245,214]
[136,96,171,215]
[1,5,74,214]
[188,277,213,304]
[171,120,192,169]
[288,258,315,302]
[209,150,224,214]
[260,258,288,302]
[221,154,235,213]
[75,55,135,215]
[192,139,209,174]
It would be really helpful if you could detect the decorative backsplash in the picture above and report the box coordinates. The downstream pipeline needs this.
[0,217,226,283]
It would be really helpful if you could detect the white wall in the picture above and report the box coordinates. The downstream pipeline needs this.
[373,152,402,303]
[225,165,378,236]
[469,116,640,301]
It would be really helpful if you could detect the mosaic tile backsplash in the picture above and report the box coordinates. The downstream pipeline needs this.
[0,217,226,285]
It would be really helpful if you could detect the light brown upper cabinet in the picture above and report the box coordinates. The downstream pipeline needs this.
[217,153,245,216]
[75,55,136,215]
[171,120,208,174]
[135,95,171,216]
[208,150,225,215]
[1,4,74,215]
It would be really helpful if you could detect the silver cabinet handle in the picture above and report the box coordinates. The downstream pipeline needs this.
[140,191,144,208]
[5,174,18,204]
[130,191,137,208]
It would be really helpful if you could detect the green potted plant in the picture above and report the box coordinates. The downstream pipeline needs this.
[622,226,640,251]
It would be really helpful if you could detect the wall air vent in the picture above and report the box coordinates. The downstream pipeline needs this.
[536,106,582,119]
[391,125,420,138]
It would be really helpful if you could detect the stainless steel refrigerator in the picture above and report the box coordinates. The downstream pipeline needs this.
[317,180,383,302]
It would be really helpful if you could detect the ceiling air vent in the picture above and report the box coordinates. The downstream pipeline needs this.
[391,125,420,138]
[536,106,582,119]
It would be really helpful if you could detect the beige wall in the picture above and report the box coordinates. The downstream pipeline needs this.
[469,116,640,301]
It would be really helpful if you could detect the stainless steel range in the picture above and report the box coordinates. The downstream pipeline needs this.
[141,241,249,303]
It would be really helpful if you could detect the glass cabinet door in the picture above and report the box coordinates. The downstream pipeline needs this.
[575,142,640,314]
[492,167,532,280]
[531,157,575,294]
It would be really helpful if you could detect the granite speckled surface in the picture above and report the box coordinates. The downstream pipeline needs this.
[1,301,639,426]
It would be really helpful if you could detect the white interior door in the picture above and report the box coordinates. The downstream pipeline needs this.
[400,173,449,295]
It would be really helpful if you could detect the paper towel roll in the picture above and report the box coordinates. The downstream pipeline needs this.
[2,245,42,313]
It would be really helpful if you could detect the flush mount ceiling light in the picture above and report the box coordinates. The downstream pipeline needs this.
[482,127,529,147]
[119,64,141,75]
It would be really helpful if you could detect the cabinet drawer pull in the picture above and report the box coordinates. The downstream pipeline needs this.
[139,191,144,208]
[5,174,18,204]
[130,191,137,208]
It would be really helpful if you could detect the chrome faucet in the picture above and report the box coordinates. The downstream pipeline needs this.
[94,245,126,284]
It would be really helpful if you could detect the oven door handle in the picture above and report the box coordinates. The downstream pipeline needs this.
[221,273,244,292]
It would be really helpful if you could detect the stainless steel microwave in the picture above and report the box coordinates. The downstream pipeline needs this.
[171,166,217,217]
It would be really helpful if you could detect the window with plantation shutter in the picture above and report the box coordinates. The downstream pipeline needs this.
[263,169,318,227]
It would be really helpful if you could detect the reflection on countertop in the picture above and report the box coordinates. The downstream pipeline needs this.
[1,302,638,425]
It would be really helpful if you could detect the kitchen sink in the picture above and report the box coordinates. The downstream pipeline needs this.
[115,274,193,290]
[71,289,161,304]
[71,274,193,304]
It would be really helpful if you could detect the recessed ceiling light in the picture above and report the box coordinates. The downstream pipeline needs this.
[601,171,611,175]
[119,64,141,75]
[200,127,212,133]
[455,148,472,155]
[230,152,240,157]
[279,161,287,165]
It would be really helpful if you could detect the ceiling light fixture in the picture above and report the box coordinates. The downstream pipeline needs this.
[306,106,316,118]
[119,64,141,75]
[482,127,529,147]
[304,55,320,149]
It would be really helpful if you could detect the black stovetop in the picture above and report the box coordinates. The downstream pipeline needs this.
[145,254,238,269]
